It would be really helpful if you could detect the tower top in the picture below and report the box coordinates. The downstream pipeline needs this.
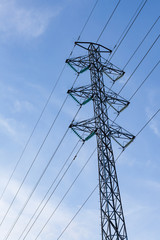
[75,41,112,53]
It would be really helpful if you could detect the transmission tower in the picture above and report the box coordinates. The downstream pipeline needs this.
[66,42,135,240]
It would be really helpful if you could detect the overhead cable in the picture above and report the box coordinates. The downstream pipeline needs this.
[1,73,79,229]
[21,142,85,240]
[56,108,160,240]
[96,0,121,43]
[33,148,97,240]
[0,64,66,202]
[3,104,82,240]
[3,128,69,240]
[118,34,160,95]
[129,60,160,101]
[57,184,98,240]
[115,108,160,162]
[110,59,160,128]
[106,57,159,118]
[17,140,80,240]
[0,94,69,227]
[123,16,160,70]
[136,108,160,137]
[1,0,100,232]
[70,0,100,56]
[109,0,148,60]
[28,53,160,240]
[78,0,100,41]
[0,0,99,203]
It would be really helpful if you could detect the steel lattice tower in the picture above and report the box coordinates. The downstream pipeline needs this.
[66,42,135,240]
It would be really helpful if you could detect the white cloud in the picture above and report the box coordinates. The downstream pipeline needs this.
[0,174,99,240]
[145,180,160,191]
[0,0,61,39]
[149,120,160,137]
[14,100,33,113]
[145,107,160,137]
[0,113,30,146]
[0,115,16,136]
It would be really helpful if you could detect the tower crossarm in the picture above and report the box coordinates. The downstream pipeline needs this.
[97,85,129,113]
[101,58,125,82]
[107,119,135,149]
[67,84,129,113]
[69,117,97,142]
[66,55,124,82]
[70,116,135,149]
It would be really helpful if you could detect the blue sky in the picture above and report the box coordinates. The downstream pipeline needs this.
[0,0,159,239]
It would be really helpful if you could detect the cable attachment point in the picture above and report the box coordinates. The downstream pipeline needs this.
[67,84,94,106]
[66,58,90,74]
[69,117,97,142]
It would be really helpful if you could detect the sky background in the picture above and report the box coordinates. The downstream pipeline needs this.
[0,0,159,240]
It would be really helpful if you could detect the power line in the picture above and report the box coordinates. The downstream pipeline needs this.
[0,0,99,203]
[0,64,66,203]
[30,36,160,239]
[27,34,160,237]
[33,148,97,240]
[104,43,159,117]
[98,2,153,105]
[21,142,85,240]
[17,140,80,240]
[118,34,160,95]
[96,0,121,43]
[56,108,160,240]
[110,59,160,127]
[57,184,98,240]
[1,0,156,237]
[69,0,100,57]
[0,74,79,228]
[1,0,100,234]
[106,59,160,148]
[50,9,159,236]
[3,105,82,240]
[0,94,68,227]
[136,108,160,137]
[102,61,160,162]
[3,128,69,240]
[113,0,145,49]
[123,16,160,70]
[78,0,100,42]
[129,60,160,101]
[109,0,148,60]
[115,107,160,162]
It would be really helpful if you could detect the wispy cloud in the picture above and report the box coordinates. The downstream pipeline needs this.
[145,107,160,137]
[149,120,160,137]
[0,113,30,146]
[0,0,61,39]
[145,180,160,191]
[13,100,34,113]
[0,174,99,240]
[0,115,16,136]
